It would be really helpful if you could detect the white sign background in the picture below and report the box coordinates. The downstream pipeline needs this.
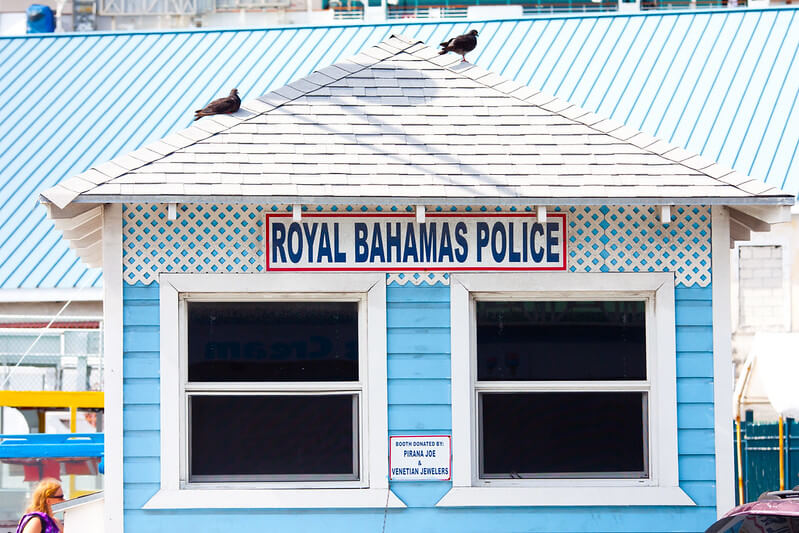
[265,213,567,271]
[389,435,451,481]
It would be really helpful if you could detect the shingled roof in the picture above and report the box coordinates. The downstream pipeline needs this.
[41,33,793,210]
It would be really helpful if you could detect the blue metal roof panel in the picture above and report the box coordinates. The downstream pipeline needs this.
[2,8,798,290]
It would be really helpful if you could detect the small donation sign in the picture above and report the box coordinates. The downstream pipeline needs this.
[389,435,451,481]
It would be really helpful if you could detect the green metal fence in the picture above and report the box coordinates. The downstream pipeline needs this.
[735,411,799,505]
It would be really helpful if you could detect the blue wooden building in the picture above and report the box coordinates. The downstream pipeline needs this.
[39,32,793,532]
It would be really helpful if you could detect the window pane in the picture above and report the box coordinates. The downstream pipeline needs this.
[190,394,358,481]
[476,301,646,381]
[480,392,647,478]
[187,301,358,382]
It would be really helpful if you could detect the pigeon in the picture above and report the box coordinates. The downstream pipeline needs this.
[194,89,240,121]
[439,29,479,62]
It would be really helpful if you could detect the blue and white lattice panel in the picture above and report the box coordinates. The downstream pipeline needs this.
[122,204,711,287]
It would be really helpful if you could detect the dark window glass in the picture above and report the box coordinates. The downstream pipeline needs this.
[480,392,647,478]
[187,301,358,382]
[190,395,357,481]
[476,301,646,381]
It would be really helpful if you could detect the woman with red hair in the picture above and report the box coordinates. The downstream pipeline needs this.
[16,478,64,533]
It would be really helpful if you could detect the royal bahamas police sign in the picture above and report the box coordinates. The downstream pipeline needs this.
[265,213,567,271]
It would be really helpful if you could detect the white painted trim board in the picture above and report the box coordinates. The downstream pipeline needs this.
[102,204,124,532]
[712,206,735,517]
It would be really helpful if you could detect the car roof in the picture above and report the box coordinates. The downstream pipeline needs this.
[722,491,799,519]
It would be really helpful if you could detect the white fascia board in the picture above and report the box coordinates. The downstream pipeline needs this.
[75,195,795,207]
[0,288,103,302]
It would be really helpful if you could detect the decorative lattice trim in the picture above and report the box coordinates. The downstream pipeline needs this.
[567,205,711,286]
[387,273,450,286]
[122,204,711,287]
[122,203,265,285]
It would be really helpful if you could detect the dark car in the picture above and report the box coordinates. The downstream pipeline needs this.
[706,489,799,533]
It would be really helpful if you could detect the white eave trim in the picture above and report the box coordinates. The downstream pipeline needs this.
[65,195,796,207]
[0,288,103,302]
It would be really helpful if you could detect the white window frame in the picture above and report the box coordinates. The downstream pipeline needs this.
[144,273,404,509]
[181,294,365,488]
[438,272,695,507]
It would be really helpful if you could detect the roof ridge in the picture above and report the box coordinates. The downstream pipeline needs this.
[248,33,424,114]
[40,34,425,209]
[416,53,783,199]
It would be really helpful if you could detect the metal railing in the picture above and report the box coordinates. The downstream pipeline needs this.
[332,5,365,18]
[99,0,213,16]
[97,0,751,18]
[386,5,467,17]
[522,0,615,13]
[215,0,291,10]
[381,0,747,17]
[0,316,103,393]
[641,0,747,8]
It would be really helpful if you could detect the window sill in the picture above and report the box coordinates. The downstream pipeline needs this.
[143,488,406,509]
[435,486,696,507]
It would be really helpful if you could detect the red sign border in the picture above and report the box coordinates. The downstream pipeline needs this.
[264,212,568,272]
[388,434,452,482]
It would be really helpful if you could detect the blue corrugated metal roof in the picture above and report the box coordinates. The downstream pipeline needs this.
[2,8,798,290]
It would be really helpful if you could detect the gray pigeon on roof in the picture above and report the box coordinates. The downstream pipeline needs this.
[194,89,241,121]
[439,29,479,62]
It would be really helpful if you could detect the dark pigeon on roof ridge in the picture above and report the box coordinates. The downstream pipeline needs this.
[194,88,241,121]
[439,29,479,62]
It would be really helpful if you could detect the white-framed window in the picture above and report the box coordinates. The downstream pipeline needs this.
[144,273,404,509]
[439,272,695,507]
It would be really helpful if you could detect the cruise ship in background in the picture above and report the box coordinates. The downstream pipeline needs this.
[0,0,770,35]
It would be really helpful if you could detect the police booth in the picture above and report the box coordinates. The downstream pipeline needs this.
[41,34,792,533]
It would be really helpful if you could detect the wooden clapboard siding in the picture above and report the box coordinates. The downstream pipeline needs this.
[121,282,162,528]
[120,279,717,531]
